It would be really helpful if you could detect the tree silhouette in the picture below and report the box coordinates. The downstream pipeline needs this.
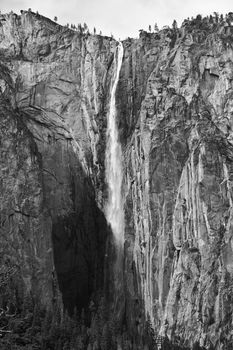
[213,12,219,21]
[77,23,83,34]
[154,23,159,32]
[172,19,178,30]
[83,23,88,33]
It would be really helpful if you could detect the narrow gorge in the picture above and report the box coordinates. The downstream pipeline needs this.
[1,9,233,350]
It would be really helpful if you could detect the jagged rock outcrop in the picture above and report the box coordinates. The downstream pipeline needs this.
[1,10,233,349]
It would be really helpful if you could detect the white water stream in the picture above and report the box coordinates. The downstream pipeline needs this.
[105,42,124,247]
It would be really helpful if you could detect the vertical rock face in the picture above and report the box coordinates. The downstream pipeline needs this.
[0,11,113,313]
[1,10,233,349]
[119,24,233,348]
[0,99,53,306]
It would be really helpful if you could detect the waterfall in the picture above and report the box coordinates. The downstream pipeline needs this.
[105,42,124,247]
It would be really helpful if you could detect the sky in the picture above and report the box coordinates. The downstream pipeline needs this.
[0,0,233,39]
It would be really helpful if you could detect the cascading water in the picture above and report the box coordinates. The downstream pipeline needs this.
[105,42,124,247]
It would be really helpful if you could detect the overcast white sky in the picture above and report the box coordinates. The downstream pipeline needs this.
[1,0,232,39]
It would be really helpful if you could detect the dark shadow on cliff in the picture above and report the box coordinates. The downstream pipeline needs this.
[51,163,109,315]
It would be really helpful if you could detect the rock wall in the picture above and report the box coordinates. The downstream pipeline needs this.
[1,10,233,349]
[0,11,112,313]
[120,25,233,349]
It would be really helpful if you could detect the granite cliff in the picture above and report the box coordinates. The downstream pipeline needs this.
[1,10,233,350]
